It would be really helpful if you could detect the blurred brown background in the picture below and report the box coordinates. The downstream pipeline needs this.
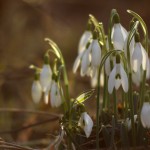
[0,0,150,144]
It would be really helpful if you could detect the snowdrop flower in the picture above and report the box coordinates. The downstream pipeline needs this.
[141,102,150,128]
[44,84,50,104]
[73,43,91,76]
[132,71,141,86]
[50,80,62,108]
[40,55,52,92]
[78,30,92,54]
[108,54,128,94]
[90,31,101,68]
[78,112,93,138]
[132,32,148,72]
[31,75,42,103]
[111,13,127,50]
[125,115,137,130]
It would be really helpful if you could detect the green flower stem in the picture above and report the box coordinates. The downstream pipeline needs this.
[129,72,136,146]
[103,72,108,110]
[139,70,146,111]
[96,79,100,150]
[113,90,117,117]
[126,21,139,147]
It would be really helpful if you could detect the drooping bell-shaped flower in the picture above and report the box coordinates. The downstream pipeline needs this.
[111,13,128,50]
[40,55,52,92]
[78,22,92,54]
[132,32,148,72]
[50,80,62,108]
[31,73,42,103]
[141,102,150,128]
[73,42,91,76]
[91,31,101,68]
[108,54,128,94]
[78,112,93,138]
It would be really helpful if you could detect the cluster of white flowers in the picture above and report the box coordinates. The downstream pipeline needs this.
[31,55,62,108]
[73,12,150,94]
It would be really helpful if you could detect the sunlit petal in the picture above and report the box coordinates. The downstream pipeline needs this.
[141,102,150,128]
[112,23,127,50]
[78,31,92,54]
[141,44,148,71]
[132,43,142,72]
[40,64,52,92]
[73,52,83,73]
[81,112,93,138]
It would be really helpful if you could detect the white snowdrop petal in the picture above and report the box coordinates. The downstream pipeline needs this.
[50,81,62,108]
[112,24,127,50]
[132,43,142,72]
[108,66,116,94]
[120,65,128,92]
[55,90,62,107]
[73,52,83,73]
[120,25,128,40]
[83,112,93,138]
[141,44,148,70]
[40,64,52,92]
[81,50,90,76]
[132,71,141,86]
[91,69,98,88]
[78,31,92,54]
[141,102,150,128]
[91,40,101,67]
[31,81,42,103]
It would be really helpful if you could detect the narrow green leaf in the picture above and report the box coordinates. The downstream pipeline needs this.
[75,89,95,104]
[120,122,129,149]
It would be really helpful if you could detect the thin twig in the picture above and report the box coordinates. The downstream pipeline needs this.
[0,108,61,117]
[0,117,59,134]
[0,140,38,150]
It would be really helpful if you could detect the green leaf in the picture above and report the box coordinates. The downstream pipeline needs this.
[120,122,129,149]
[75,89,95,104]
